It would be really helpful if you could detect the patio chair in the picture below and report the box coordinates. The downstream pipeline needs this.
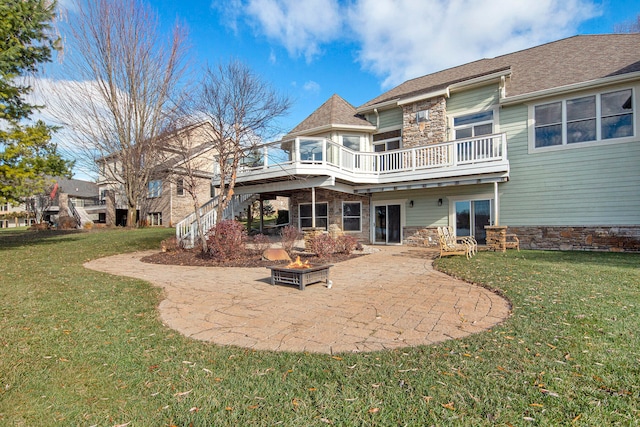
[437,226,471,259]
[446,226,478,256]
[505,232,520,251]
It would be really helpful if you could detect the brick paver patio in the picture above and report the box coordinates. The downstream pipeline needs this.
[84,246,510,354]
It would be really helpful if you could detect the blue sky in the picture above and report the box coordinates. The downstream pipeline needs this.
[50,0,639,178]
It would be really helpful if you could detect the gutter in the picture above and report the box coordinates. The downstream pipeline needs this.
[359,68,512,113]
[500,70,640,106]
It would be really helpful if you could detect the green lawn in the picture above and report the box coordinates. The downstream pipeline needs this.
[1,228,638,426]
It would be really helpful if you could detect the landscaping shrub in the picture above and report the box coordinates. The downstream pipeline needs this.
[160,236,180,252]
[280,225,301,254]
[206,220,248,260]
[335,234,358,254]
[58,216,78,229]
[251,233,271,253]
[309,233,337,259]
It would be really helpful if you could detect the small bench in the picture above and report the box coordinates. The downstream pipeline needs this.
[505,234,520,251]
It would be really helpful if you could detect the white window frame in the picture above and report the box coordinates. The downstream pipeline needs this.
[298,202,328,230]
[342,201,362,232]
[147,212,162,226]
[529,86,636,153]
[147,180,162,198]
[340,134,362,151]
[450,108,498,141]
[176,178,184,196]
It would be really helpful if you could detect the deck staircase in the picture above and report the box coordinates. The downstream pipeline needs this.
[175,193,258,249]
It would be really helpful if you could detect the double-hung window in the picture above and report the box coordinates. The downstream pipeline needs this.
[176,179,184,196]
[299,202,328,230]
[534,88,634,149]
[342,202,361,232]
[148,180,162,198]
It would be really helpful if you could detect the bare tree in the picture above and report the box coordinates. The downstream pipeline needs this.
[50,0,188,227]
[197,60,292,221]
[161,120,217,252]
[23,179,57,224]
[615,14,640,33]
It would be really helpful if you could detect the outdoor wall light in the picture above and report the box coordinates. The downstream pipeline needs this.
[438,198,443,206]
[409,200,414,207]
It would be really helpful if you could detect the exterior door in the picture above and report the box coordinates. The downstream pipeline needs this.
[374,204,402,244]
[455,199,492,244]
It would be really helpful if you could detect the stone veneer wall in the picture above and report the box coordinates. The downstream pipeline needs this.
[403,225,640,253]
[509,226,640,252]
[403,226,440,247]
[289,189,370,243]
[402,96,447,148]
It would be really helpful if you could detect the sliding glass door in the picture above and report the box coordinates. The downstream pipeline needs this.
[455,199,492,244]
[374,204,402,244]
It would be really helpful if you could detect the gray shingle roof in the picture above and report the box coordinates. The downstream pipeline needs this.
[360,34,640,110]
[56,177,98,198]
[287,94,375,136]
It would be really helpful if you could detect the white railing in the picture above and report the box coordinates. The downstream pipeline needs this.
[175,198,217,249]
[230,133,506,179]
[175,193,258,248]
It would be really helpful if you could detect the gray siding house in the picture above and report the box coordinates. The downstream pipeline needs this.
[210,34,640,251]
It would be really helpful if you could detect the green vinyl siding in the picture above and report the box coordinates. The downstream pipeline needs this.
[377,107,403,130]
[447,84,500,117]
[372,185,494,228]
[498,103,640,226]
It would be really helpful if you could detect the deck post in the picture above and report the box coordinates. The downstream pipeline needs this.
[311,186,316,228]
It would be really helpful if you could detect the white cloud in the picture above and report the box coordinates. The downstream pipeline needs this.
[303,80,321,94]
[244,0,342,62]
[348,0,600,87]
[240,0,600,87]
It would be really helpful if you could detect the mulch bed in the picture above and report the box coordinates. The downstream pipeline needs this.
[141,249,362,268]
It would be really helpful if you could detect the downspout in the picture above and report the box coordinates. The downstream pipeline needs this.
[494,182,499,226]
[374,108,380,129]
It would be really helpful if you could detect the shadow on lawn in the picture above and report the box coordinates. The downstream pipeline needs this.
[501,249,639,270]
[0,229,85,251]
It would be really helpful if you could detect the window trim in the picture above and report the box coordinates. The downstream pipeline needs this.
[450,107,498,141]
[147,180,162,198]
[176,178,184,196]
[342,201,362,232]
[373,128,402,152]
[298,202,328,230]
[529,86,636,153]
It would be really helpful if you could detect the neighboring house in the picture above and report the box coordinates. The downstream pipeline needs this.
[97,121,217,227]
[210,34,640,252]
[0,177,99,228]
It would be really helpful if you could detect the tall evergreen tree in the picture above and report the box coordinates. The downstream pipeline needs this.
[0,0,73,204]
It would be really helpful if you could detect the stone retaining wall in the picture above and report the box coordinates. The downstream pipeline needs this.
[403,225,640,252]
[504,225,640,252]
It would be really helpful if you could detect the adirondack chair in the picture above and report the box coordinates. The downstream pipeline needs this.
[437,226,471,259]
[446,226,478,256]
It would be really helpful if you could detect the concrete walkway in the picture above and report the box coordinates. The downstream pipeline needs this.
[84,246,510,354]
